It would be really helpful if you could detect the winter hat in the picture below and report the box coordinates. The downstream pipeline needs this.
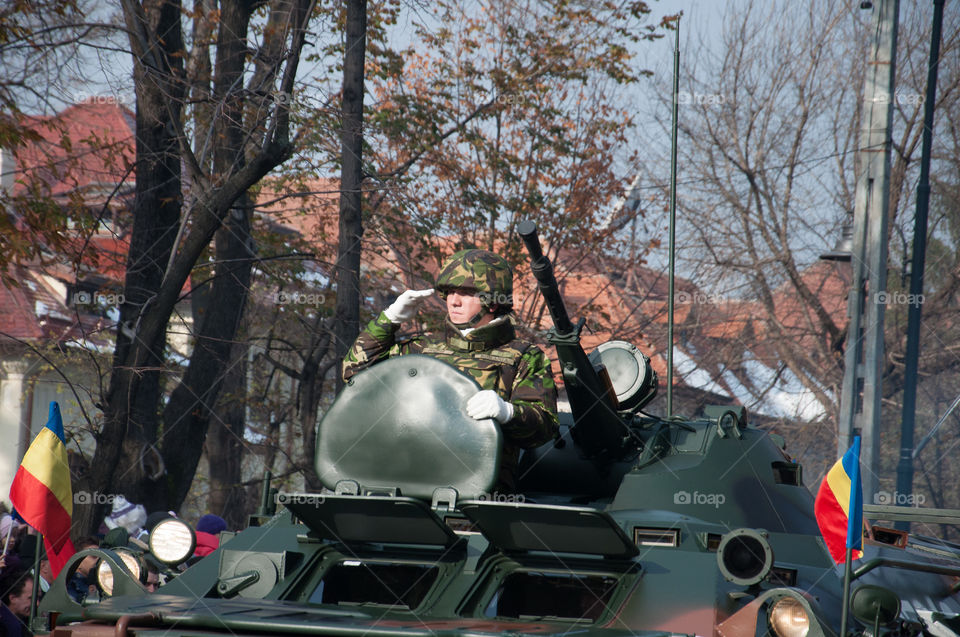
[144,511,173,534]
[16,534,46,563]
[196,514,227,535]
[0,514,19,546]
[101,527,130,549]
[103,496,148,535]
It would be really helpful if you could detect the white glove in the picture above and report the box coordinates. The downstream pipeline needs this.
[383,288,435,323]
[466,390,514,423]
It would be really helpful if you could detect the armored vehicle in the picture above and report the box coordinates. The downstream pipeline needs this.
[39,222,960,637]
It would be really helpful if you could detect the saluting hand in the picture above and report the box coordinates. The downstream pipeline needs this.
[384,288,435,323]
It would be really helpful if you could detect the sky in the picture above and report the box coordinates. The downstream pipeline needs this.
[65,1,730,120]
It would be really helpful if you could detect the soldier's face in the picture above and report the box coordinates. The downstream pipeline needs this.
[446,289,493,327]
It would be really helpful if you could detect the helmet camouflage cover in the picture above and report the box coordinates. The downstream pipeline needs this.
[435,249,513,308]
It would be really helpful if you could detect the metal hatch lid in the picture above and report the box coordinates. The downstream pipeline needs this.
[459,501,639,559]
[279,494,461,548]
[316,354,501,500]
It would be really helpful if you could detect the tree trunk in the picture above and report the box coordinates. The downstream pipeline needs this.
[81,0,185,534]
[160,197,253,509]
[159,0,256,510]
[332,0,367,393]
[207,339,248,529]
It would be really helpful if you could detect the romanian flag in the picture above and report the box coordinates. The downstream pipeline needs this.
[9,402,76,577]
[814,436,864,564]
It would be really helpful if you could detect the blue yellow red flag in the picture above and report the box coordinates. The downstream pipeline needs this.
[9,402,77,576]
[814,436,864,563]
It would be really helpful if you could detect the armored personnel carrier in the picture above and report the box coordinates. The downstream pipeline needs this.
[38,222,960,637]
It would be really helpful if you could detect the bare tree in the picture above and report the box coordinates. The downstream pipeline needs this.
[640,0,960,506]
[76,0,314,533]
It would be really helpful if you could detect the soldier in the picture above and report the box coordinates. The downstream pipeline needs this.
[342,249,558,492]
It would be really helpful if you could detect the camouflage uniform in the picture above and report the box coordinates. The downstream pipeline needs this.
[342,250,558,492]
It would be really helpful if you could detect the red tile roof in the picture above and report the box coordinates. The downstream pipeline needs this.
[13,99,135,199]
[0,269,45,340]
[2,101,135,343]
[0,263,113,344]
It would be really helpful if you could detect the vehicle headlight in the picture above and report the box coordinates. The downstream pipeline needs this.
[769,596,810,637]
[97,549,142,596]
[149,518,196,565]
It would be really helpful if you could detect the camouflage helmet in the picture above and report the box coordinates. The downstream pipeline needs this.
[435,249,513,309]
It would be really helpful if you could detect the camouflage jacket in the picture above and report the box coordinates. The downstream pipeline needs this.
[342,312,559,491]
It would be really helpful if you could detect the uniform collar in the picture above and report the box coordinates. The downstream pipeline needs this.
[446,316,515,351]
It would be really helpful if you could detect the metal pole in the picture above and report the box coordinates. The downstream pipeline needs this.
[838,0,899,505]
[667,17,680,418]
[29,533,41,630]
[895,0,944,530]
[840,546,854,637]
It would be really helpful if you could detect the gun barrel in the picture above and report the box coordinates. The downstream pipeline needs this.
[518,220,574,334]
[518,220,626,460]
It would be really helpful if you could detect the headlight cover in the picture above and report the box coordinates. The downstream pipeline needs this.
[769,596,810,637]
[96,549,142,596]
[149,517,196,565]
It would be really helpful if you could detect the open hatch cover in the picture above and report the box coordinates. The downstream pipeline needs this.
[279,494,461,548]
[316,355,501,499]
[459,501,639,559]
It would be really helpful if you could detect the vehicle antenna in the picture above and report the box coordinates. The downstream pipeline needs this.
[667,15,680,417]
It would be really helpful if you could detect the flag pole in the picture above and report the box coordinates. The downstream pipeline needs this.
[2,520,12,555]
[29,532,41,631]
[840,546,853,637]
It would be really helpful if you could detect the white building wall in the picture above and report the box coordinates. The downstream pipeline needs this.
[0,360,37,506]
[1,359,100,508]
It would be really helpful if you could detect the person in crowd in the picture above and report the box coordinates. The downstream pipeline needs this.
[0,568,33,637]
[144,566,161,593]
[194,514,227,557]
[66,537,100,604]
[102,496,147,539]
[14,536,50,598]
[0,513,19,561]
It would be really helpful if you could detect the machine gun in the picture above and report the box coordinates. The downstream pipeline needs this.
[518,220,630,459]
